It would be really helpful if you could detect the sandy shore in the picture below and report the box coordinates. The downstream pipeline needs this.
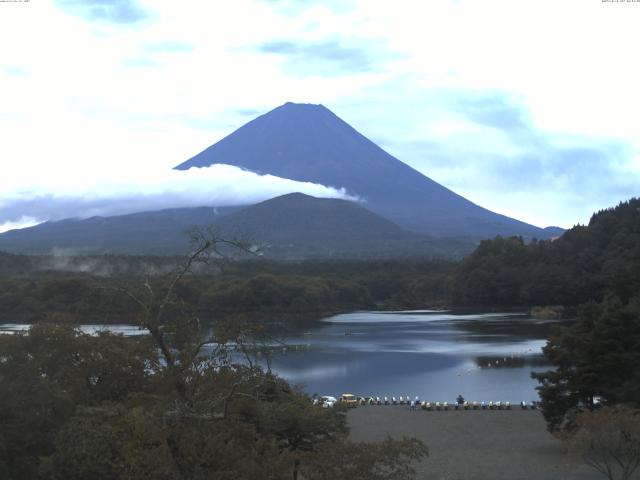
[348,406,604,480]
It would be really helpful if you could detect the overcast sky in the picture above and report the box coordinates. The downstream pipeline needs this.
[1,0,639,232]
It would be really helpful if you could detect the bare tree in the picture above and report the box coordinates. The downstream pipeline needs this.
[564,406,640,480]
[112,227,256,398]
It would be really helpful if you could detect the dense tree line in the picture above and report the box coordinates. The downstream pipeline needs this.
[0,259,457,326]
[528,199,639,432]
[453,198,640,308]
[533,295,640,432]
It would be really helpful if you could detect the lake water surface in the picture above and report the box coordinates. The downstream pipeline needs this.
[0,311,559,404]
[266,311,558,404]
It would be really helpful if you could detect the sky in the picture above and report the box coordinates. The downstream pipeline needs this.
[0,0,639,233]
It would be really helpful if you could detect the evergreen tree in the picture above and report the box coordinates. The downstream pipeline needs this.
[533,295,640,432]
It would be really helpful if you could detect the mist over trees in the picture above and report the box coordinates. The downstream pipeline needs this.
[0,258,457,326]
[0,233,428,480]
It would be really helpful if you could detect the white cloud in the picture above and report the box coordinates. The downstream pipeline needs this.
[0,217,41,235]
[0,164,356,228]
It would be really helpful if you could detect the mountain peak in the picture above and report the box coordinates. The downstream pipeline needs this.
[266,101,335,123]
[274,191,313,200]
[175,103,558,239]
[281,101,326,109]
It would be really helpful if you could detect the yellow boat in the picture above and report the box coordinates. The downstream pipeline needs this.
[340,393,358,408]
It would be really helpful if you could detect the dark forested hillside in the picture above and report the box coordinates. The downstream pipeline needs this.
[453,198,640,307]
[214,193,475,259]
[0,258,457,325]
[0,251,36,276]
[0,207,235,255]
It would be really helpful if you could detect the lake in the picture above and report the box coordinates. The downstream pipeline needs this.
[0,323,149,336]
[265,310,558,404]
[0,310,559,404]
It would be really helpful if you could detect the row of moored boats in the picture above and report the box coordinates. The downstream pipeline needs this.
[315,394,539,410]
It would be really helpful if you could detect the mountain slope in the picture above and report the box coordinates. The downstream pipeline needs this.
[218,192,408,239]
[215,193,474,258]
[0,207,232,255]
[0,194,476,258]
[176,102,558,238]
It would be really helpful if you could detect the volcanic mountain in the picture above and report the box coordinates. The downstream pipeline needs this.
[176,102,561,239]
[0,102,562,257]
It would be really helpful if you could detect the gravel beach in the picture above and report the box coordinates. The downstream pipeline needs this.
[348,406,605,480]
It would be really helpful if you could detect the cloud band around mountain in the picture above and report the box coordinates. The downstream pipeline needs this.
[0,164,357,233]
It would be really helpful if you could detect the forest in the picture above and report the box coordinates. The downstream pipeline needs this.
[0,256,456,326]
[453,198,640,307]
[2,199,638,324]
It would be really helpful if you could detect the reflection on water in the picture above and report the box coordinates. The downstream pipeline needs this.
[267,311,560,403]
[1,311,561,403]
